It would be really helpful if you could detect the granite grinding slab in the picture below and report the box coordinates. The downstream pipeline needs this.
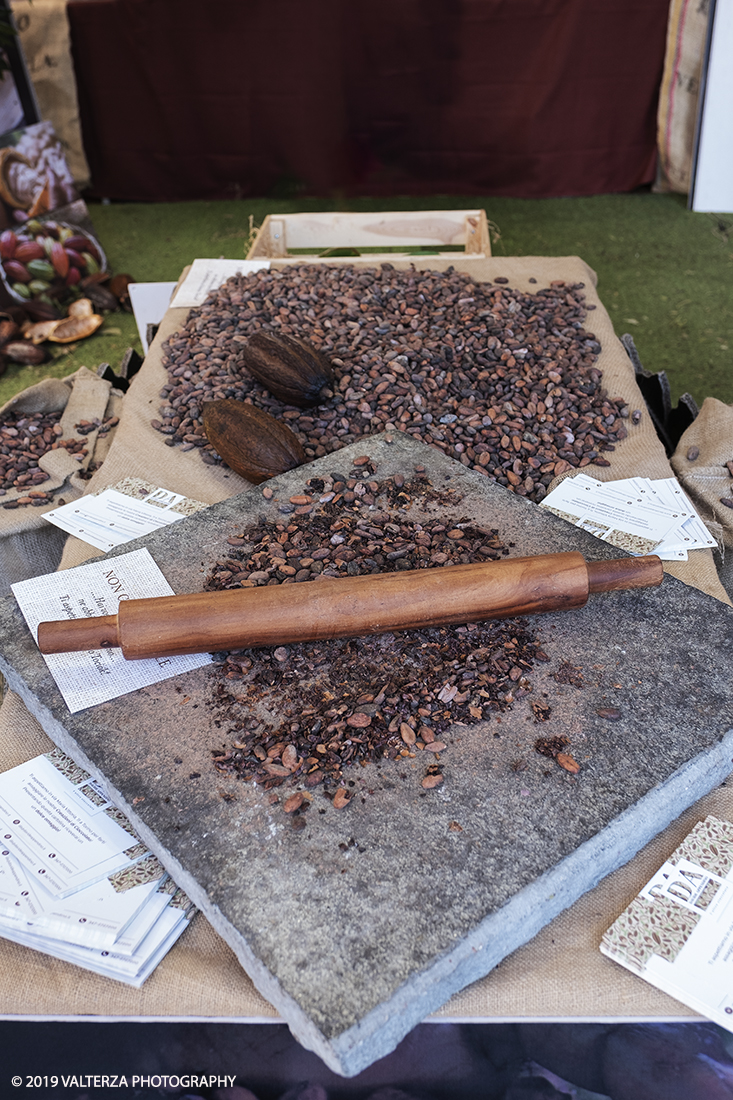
[1,431,732,1076]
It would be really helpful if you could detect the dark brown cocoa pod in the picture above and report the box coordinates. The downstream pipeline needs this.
[0,318,19,346]
[202,399,306,483]
[108,273,134,310]
[238,331,334,408]
[2,340,50,365]
[82,282,119,312]
[22,298,63,322]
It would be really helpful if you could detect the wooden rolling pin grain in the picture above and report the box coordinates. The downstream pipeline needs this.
[36,551,663,660]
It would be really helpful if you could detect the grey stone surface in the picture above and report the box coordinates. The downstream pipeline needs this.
[1,431,733,1076]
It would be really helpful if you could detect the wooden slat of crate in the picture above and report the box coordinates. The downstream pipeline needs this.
[247,209,491,261]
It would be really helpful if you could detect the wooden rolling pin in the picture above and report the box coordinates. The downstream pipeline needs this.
[36,551,663,660]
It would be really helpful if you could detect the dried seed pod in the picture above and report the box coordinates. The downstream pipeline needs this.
[0,318,19,346]
[2,340,50,364]
[239,331,334,408]
[24,319,62,344]
[47,312,103,343]
[68,297,94,320]
[108,273,134,310]
[202,399,306,483]
[22,297,63,322]
[82,282,119,312]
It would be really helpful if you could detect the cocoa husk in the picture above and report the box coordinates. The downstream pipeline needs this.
[0,318,19,346]
[82,282,119,312]
[47,311,103,343]
[202,399,306,483]
[108,273,134,310]
[238,331,334,408]
[24,319,62,344]
[2,340,50,364]
[22,298,63,322]
[68,298,94,320]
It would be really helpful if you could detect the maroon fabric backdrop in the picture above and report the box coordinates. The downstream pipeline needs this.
[68,0,670,201]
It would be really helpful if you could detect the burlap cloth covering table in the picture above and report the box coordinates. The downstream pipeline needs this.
[671,397,733,602]
[1,257,729,1025]
[0,367,122,596]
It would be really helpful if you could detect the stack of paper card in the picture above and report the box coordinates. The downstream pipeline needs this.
[43,478,209,554]
[540,474,716,561]
[0,748,195,986]
[601,816,733,1033]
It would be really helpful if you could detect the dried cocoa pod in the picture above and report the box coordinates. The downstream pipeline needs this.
[3,340,49,364]
[22,298,63,322]
[202,399,305,483]
[0,318,19,346]
[108,273,134,310]
[25,319,63,344]
[238,331,334,408]
[47,312,103,343]
[83,282,119,312]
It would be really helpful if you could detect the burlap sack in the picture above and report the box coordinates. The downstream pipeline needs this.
[10,0,91,188]
[656,0,711,195]
[2,257,728,1023]
[0,367,121,594]
[671,396,733,598]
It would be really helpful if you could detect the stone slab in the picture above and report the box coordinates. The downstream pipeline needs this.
[1,431,733,1076]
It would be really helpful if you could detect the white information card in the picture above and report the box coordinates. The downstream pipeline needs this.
[11,547,211,714]
[170,258,270,309]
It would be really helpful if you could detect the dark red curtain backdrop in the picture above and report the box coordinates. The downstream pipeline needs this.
[67,0,670,201]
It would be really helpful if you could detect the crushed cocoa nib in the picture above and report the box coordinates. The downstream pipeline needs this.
[206,471,545,792]
[534,735,571,759]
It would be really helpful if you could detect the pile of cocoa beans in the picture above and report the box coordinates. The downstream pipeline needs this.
[156,264,629,503]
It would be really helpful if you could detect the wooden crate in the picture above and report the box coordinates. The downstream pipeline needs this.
[246,209,491,263]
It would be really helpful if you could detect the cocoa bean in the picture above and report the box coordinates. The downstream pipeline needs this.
[156,266,627,502]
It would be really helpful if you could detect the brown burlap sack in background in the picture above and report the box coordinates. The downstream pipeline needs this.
[0,368,122,594]
[2,257,728,1024]
[10,0,91,188]
[655,0,711,195]
[671,396,733,600]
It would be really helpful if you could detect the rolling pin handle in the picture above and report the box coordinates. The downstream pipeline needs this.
[37,614,120,654]
[586,554,663,594]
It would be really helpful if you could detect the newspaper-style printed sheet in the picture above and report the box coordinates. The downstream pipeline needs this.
[11,547,211,713]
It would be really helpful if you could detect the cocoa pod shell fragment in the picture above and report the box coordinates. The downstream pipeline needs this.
[202,399,306,484]
[239,331,334,408]
[47,312,103,343]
